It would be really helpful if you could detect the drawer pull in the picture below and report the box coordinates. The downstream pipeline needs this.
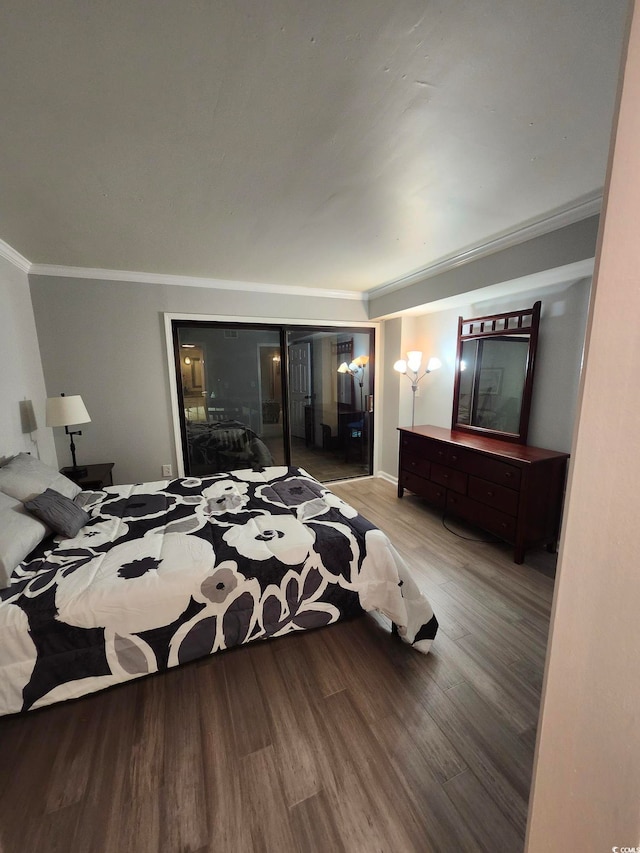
[443,473,449,479]
[501,522,508,529]
[410,461,416,468]
[486,490,494,497]
[451,454,458,462]
[504,472,512,479]
[438,450,445,457]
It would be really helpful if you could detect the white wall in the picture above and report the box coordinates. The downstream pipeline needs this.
[0,253,56,466]
[527,0,640,845]
[29,275,369,484]
[379,277,591,479]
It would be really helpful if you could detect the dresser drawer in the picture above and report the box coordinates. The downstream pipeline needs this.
[401,435,444,464]
[446,492,518,541]
[418,439,473,471]
[468,476,519,517]
[463,453,522,489]
[400,471,446,507]
[431,463,468,495]
[400,432,430,457]
[400,451,431,480]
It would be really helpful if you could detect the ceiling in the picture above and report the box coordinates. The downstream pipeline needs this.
[0,1,628,293]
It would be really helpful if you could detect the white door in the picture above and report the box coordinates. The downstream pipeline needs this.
[288,342,312,438]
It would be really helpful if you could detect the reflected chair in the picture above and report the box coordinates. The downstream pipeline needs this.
[345,412,367,462]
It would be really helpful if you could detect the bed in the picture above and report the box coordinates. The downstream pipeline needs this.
[0,454,437,717]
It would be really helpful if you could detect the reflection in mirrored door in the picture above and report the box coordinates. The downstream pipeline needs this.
[173,323,285,476]
[286,328,374,482]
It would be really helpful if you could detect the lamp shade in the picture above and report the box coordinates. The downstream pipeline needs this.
[19,400,38,433]
[46,395,91,428]
[406,351,423,372]
[337,362,351,374]
[351,355,369,368]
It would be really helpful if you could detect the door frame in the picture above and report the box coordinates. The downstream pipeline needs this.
[164,312,380,478]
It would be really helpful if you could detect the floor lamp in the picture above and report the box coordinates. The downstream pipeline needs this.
[394,352,441,427]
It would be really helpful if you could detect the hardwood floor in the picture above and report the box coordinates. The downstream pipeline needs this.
[0,478,555,853]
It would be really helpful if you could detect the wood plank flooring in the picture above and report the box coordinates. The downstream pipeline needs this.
[0,478,555,853]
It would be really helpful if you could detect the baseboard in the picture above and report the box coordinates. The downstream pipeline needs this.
[325,471,398,487]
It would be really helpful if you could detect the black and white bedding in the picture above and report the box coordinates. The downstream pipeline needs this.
[0,466,437,716]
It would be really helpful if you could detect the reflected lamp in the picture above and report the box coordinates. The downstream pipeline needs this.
[337,355,369,412]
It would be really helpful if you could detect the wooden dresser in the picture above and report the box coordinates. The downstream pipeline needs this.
[397,425,569,563]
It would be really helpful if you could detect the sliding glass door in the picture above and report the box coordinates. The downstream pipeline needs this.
[172,320,374,482]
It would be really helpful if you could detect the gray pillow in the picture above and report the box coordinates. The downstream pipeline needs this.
[0,453,81,502]
[24,489,90,538]
[0,491,49,588]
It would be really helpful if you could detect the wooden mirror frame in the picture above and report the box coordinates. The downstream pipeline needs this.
[451,301,541,444]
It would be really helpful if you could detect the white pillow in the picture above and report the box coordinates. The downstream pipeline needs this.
[0,491,49,588]
[0,453,80,503]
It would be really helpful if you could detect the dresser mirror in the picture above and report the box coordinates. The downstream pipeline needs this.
[451,301,540,444]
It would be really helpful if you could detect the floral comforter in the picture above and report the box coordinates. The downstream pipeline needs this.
[0,467,438,716]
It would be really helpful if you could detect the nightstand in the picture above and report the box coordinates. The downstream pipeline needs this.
[61,462,115,490]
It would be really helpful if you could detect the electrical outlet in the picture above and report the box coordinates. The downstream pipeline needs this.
[162,464,172,478]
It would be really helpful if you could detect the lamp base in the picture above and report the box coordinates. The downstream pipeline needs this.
[61,465,88,480]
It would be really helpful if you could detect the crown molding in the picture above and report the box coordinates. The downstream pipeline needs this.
[0,238,31,272]
[28,264,364,301]
[373,258,595,320]
[7,191,602,300]
[367,193,603,300]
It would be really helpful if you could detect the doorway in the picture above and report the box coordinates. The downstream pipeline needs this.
[171,320,375,482]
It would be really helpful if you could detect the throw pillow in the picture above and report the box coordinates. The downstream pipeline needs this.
[24,489,90,538]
